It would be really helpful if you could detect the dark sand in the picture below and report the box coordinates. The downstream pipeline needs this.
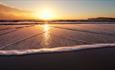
[0,46,115,70]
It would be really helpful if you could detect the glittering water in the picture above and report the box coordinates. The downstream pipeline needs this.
[0,23,115,50]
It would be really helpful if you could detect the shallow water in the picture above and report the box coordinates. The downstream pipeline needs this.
[0,23,115,50]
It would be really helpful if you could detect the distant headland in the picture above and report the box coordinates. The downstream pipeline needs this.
[0,17,115,23]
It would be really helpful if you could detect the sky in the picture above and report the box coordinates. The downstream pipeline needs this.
[0,0,115,19]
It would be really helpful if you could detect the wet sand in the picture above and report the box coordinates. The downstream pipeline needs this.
[0,24,115,50]
[0,46,115,70]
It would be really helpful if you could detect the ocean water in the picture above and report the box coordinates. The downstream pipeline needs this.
[0,23,115,51]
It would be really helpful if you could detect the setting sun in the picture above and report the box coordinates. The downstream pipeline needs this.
[38,9,54,20]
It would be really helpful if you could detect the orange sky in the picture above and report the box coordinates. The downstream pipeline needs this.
[0,0,115,20]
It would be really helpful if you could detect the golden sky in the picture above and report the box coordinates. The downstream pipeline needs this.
[0,0,115,20]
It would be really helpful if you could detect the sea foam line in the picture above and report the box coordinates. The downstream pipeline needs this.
[0,43,115,55]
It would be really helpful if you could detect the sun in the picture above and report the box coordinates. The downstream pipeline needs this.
[39,9,54,20]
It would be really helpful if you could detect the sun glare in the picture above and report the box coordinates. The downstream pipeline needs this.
[44,24,49,32]
[39,9,54,20]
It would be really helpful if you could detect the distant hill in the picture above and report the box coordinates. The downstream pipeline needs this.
[48,17,115,23]
[88,17,115,22]
[0,4,34,20]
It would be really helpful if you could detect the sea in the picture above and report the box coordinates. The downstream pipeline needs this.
[0,22,115,55]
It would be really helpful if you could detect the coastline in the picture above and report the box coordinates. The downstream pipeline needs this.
[0,44,115,69]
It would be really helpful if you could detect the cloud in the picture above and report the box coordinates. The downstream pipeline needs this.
[0,4,35,20]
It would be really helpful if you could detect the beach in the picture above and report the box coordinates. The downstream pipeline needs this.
[0,23,115,50]
[0,44,115,70]
[0,23,115,70]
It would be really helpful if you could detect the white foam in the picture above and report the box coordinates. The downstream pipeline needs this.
[0,43,115,55]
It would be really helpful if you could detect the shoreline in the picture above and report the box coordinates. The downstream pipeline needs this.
[0,22,115,25]
[0,44,115,69]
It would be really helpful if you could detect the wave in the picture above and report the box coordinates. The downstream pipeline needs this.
[0,43,115,55]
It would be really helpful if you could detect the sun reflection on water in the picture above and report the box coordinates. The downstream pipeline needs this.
[44,24,49,32]
[42,24,51,47]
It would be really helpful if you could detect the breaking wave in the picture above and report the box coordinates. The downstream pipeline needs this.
[0,43,115,55]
